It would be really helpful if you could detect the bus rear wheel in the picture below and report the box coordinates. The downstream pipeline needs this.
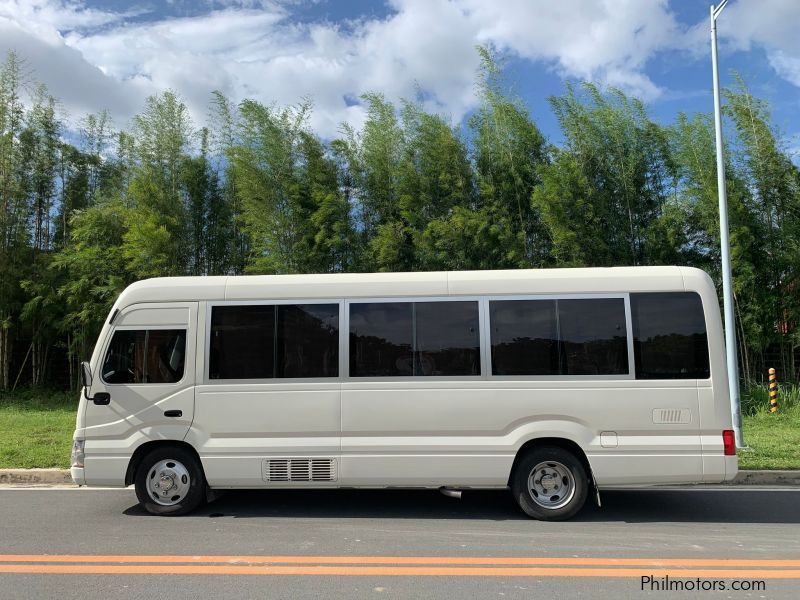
[134,446,206,516]
[511,446,588,521]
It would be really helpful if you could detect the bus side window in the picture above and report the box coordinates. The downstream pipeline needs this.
[489,298,628,376]
[209,304,339,380]
[101,329,186,384]
[631,292,709,379]
[349,301,480,377]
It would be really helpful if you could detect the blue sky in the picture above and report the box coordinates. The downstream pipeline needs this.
[1,0,798,156]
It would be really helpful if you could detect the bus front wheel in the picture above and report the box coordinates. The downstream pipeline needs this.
[511,446,588,521]
[134,446,206,516]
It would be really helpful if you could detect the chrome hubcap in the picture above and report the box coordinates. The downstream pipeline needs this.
[148,459,190,506]
[527,461,575,510]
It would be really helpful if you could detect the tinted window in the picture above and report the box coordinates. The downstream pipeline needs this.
[210,305,275,379]
[489,298,628,376]
[631,292,710,379]
[349,303,413,377]
[102,329,186,384]
[277,304,339,378]
[490,300,559,375]
[210,304,339,379]
[558,299,628,375]
[349,301,480,377]
[414,302,480,376]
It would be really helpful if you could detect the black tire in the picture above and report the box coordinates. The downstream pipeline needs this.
[510,446,589,521]
[134,446,206,516]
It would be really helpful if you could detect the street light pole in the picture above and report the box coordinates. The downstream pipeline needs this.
[711,0,744,447]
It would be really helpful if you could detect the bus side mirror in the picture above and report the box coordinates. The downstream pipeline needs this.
[80,361,93,388]
[80,362,110,406]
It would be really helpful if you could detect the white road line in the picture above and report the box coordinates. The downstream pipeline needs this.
[0,485,797,491]
[609,486,800,492]
[0,486,129,490]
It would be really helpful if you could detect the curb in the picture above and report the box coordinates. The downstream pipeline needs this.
[0,469,73,485]
[0,469,799,487]
[727,470,800,486]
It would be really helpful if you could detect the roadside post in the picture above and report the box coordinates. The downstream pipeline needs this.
[711,0,745,447]
[769,368,778,413]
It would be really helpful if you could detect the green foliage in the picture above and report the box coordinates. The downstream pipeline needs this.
[51,199,130,364]
[182,129,231,275]
[741,381,800,417]
[723,75,800,379]
[471,47,549,268]
[1,47,800,390]
[231,98,353,273]
[536,83,677,267]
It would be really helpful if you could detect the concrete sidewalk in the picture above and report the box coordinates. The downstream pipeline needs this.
[1,469,799,486]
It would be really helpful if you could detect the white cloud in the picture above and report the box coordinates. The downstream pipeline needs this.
[2,0,484,136]
[686,0,800,90]
[0,0,141,36]
[0,16,143,123]
[1,0,797,139]
[464,0,679,100]
[768,51,800,88]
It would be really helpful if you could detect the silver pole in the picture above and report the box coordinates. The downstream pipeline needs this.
[711,2,744,447]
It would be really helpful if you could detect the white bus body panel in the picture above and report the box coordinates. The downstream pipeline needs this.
[339,380,701,487]
[188,382,341,487]
[79,302,198,486]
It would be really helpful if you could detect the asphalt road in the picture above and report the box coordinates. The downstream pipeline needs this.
[1,486,799,599]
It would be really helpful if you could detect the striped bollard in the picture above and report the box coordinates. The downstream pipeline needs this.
[768,368,778,413]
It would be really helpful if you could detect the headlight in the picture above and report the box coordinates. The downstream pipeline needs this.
[71,439,85,468]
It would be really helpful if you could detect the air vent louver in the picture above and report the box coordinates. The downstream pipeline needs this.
[652,408,692,424]
[262,458,337,482]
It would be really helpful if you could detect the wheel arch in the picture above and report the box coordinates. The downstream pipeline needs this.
[125,440,204,487]
[508,437,594,487]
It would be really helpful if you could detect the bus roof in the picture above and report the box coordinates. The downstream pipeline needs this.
[113,266,714,308]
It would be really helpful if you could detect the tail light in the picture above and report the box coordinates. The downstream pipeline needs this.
[722,430,736,456]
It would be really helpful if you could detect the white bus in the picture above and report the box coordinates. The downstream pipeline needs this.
[71,266,737,520]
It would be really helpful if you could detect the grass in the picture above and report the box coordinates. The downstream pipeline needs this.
[0,385,797,470]
[0,389,78,469]
[738,381,800,470]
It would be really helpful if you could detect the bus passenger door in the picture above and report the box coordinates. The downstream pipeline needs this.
[83,302,197,486]
[189,302,342,488]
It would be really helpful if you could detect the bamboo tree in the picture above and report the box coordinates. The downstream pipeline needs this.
[724,75,800,379]
[182,127,232,275]
[669,111,761,379]
[537,83,676,267]
[0,51,27,388]
[231,98,312,273]
[298,131,355,273]
[0,45,798,388]
[397,101,474,270]
[80,110,113,198]
[18,85,61,385]
[470,46,549,267]
[209,91,247,274]
[127,91,193,276]
[334,93,406,271]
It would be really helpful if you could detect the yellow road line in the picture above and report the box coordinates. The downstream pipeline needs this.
[1,555,800,568]
[1,564,800,577]
[1,555,800,577]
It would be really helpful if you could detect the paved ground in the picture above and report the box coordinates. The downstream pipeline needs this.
[1,486,799,599]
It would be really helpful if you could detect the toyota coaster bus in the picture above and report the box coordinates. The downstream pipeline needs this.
[71,266,737,520]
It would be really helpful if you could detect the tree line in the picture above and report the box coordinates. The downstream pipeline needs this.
[1,47,798,390]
